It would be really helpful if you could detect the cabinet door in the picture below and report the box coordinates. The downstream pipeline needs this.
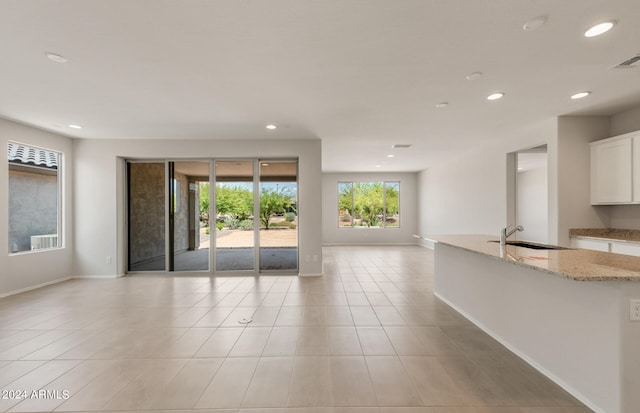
[571,238,610,252]
[591,138,632,204]
[634,136,640,202]
[610,242,640,257]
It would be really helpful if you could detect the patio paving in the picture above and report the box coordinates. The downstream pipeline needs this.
[129,228,298,272]
[209,228,298,248]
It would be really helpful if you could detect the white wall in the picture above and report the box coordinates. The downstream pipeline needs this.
[610,105,640,136]
[417,116,614,247]
[608,104,640,229]
[73,138,323,277]
[322,172,417,245]
[516,159,548,243]
[555,116,611,245]
[417,118,558,245]
[0,119,74,296]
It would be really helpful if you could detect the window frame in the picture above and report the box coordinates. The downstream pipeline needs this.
[7,141,63,255]
[337,180,400,229]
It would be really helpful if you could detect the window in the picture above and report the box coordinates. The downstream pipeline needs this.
[338,181,400,228]
[7,142,62,253]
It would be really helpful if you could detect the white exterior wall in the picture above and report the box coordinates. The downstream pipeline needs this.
[0,119,74,296]
[322,172,417,245]
[73,138,323,277]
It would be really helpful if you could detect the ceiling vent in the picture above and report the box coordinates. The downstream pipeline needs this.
[392,144,412,149]
[613,54,640,69]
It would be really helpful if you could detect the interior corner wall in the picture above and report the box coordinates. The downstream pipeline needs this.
[610,104,640,136]
[73,138,323,277]
[608,104,640,230]
[0,118,74,296]
[321,172,417,245]
[417,119,559,242]
[555,116,611,245]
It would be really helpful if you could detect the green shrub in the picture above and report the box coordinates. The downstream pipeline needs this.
[215,223,223,231]
[239,219,254,231]
[224,218,239,229]
[285,212,296,222]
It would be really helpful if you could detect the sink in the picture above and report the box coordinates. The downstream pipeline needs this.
[488,240,571,250]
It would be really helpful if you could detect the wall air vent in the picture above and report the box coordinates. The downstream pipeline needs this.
[613,54,640,69]
[392,144,412,148]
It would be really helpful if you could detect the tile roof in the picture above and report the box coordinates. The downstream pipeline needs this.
[7,142,59,168]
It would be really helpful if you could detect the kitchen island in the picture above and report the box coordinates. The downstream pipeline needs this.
[426,234,640,413]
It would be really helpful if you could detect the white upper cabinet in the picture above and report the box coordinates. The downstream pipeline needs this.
[590,132,639,204]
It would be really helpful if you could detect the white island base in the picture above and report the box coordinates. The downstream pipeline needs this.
[434,242,640,413]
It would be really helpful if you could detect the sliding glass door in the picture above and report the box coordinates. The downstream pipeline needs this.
[172,161,210,272]
[259,161,298,271]
[128,161,210,272]
[128,162,166,271]
[127,158,298,274]
[214,161,256,272]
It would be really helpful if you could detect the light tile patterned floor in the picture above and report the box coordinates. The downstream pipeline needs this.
[0,246,593,412]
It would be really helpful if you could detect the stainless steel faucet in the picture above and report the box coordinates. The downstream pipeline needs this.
[500,225,524,245]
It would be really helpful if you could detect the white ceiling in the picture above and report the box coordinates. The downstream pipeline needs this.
[1,0,639,172]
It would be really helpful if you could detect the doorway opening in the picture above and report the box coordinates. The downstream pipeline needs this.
[511,145,549,243]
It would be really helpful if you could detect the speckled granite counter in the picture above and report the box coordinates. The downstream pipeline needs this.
[424,234,640,281]
[569,228,640,244]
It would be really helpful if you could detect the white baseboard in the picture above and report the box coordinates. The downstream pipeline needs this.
[0,277,72,298]
[73,274,122,279]
[435,292,604,413]
[416,241,435,250]
[322,242,418,246]
[298,272,323,277]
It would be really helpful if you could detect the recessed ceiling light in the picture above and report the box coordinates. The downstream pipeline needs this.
[487,92,505,101]
[435,102,449,109]
[585,21,615,38]
[375,165,382,168]
[466,72,483,81]
[571,91,591,99]
[266,124,277,130]
[68,124,82,129]
[45,52,68,63]
[523,16,547,31]
[387,154,395,158]
[261,163,270,166]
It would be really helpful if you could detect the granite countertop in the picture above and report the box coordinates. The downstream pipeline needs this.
[423,234,640,282]
[569,228,640,243]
